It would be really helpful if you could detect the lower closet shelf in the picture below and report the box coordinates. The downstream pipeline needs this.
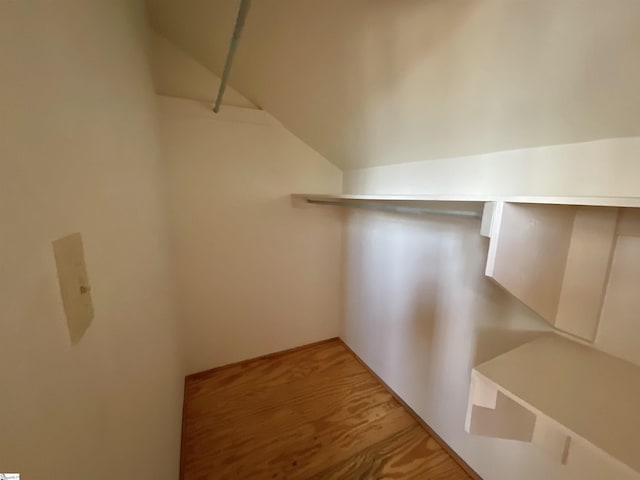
[465,334,640,476]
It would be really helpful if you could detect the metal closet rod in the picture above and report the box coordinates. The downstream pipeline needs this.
[214,0,252,113]
[306,199,482,219]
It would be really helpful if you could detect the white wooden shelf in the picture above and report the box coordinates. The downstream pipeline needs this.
[292,193,640,208]
[293,193,485,218]
[484,203,640,347]
[466,334,640,477]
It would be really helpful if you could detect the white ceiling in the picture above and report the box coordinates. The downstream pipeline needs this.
[147,0,640,170]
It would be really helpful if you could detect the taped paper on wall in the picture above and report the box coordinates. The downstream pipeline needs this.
[52,233,94,345]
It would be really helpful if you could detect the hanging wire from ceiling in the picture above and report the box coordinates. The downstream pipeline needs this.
[214,0,252,113]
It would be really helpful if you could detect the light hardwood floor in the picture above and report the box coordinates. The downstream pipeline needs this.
[181,339,473,479]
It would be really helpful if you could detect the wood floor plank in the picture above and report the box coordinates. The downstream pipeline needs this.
[181,339,473,480]
[310,425,465,480]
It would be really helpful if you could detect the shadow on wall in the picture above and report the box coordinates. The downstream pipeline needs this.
[340,208,551,440]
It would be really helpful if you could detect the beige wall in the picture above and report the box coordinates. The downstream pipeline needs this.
[0,1,183,479]
[341,129,640,479]
[148,30,255,108]
[345,137,640,197]
[157,97,343,374]
[342,209,639,480]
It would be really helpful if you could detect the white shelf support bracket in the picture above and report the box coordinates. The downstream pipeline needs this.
[467,371,573,465]
[466,372,536,442]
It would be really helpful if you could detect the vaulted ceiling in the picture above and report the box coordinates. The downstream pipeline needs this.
[147,0,640,170]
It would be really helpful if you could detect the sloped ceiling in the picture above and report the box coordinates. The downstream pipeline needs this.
[147,0,640,170]
[149,29,256,108]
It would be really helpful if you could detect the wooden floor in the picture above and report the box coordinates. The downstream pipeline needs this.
[181,339,472,480]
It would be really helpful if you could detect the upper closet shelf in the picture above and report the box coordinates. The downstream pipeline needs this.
[293,194,485,218]
[292,193,640,209]
[466,334,640,478]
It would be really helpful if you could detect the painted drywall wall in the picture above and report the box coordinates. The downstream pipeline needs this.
[157,96,343,374]
[342,209,639,480]
[341,137,640,478]
[147,0,640,170]
[344,137,640,197]
[0,1,183,479]
[148,29,255,108]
